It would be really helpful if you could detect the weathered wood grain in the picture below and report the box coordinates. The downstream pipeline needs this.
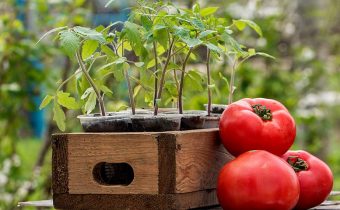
[52,129,234,209]
[53,189,218,210]
[67,133,159,194]
[52,134,68,194]
[157,133,177,194]
[174,129,234,193]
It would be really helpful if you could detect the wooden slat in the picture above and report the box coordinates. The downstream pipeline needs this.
[52,134,68,194]
[175,129,234,193]
[157,133,177,194]
[175,189,218,209]
[67,133,159,194]
[53,189,218,210]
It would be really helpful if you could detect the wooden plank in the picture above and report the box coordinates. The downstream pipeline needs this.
[174,129,234,193]
[157,133,177,194]
[53,194,175,210]
[175,189,219,209]
[67,133,159,194]
[52,134,68,194]
[53,190,218,210]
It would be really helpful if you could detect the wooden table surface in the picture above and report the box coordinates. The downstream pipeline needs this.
[18,192,340,209]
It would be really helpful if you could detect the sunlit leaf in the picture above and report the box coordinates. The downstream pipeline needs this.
[57,91,80,109]
[53,102,66,131]
[82,40,99,60]
[233,19,263,36]
[59,30,80,56]
[39,95,54,109]
[84,91,97,114]
[198,30,217,39]
[200,7,218,17]
[134,62,144,67]
[256,52,276,60]
[73,26,106,43]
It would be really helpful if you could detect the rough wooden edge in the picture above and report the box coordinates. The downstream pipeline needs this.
[52,134,68,194]
[157,133,177,194]
[174,189,218,210]
[53,189,218,210]
[53,193,176,210]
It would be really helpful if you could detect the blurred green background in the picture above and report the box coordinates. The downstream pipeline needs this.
[0,0,339,209]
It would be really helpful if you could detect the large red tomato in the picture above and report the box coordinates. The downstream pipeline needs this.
[219,98,296,156]
[282,150,333,210]
[217,150,300,210]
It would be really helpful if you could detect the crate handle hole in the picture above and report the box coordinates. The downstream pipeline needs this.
[92,162,134,186]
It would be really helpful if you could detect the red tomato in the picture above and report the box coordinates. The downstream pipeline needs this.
[282,150,333,210]
[219,98,296,156]
[217,150,300,210]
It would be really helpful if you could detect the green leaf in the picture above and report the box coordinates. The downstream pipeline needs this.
[134,62,144,67]
[185,70,203,91]
[192,3,200,13]
[101,45,116,58]
[183,38,203,48]
[233,19,263,36]
[165,81,178,96]
[198,30,217,39]
[53,102,66,131]
[115,105,129,112]
[174,27,190,40]
[82,40,99,60]
[36,26,68,44]
[100,85,113,95]
[205,43,224,54]
[73,26,106,43]
[144,92,153,104]
[191,18,205,31]
[114,57,127,64]
[248,48,256,56]
[59,30,80,56]
[147,59,156,69]
[81,87,94,99]
[174,25,202,48]
[39,95,54,109]
[141,15,153,30]
[105,0,115,8]
[123,21,142,55]
[133,85,142,99]
[200,7,219,17]
[219,72,229,88]
[84,91,97,114]
[57,91,80,109]
[153,26,168,49]
[113,64,125,81]
[256,52,276,60]
[233,20,246,31]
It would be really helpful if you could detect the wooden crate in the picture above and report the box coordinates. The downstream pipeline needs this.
[52,128,233,210]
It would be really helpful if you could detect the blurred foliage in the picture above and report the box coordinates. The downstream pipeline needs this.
[0,0,91,208]
[0,0,339,208]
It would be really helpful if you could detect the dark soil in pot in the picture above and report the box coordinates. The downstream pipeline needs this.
[165,110,207,130]
[78,112,181,132]
[130,114,181,132]
[204,104,227,114]
[78,113,131,132]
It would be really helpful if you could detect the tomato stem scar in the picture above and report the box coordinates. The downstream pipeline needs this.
[252,104,272,120]
[287,156,309,172]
